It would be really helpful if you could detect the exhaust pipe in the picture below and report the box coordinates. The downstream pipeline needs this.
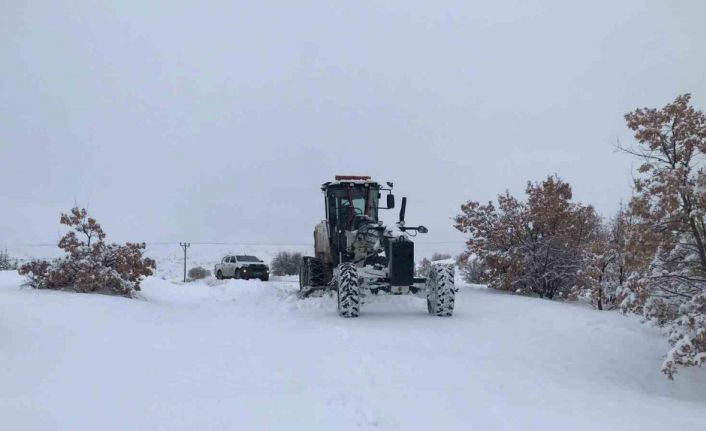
[399,197,407,224]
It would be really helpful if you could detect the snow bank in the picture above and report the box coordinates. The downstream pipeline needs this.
[1,270,705,430]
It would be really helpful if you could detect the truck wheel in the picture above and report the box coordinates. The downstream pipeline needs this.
[336,263,360,318]
[426,264,455,316]
[234,269,241,280]
[216,270,223,280]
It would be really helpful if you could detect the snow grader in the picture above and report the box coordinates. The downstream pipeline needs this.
[299,175,455,317]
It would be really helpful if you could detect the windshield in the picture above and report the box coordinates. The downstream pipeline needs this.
[236,255,261,262]
[329,186,379,229]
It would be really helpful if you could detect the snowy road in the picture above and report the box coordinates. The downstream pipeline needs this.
[2,271,705,431]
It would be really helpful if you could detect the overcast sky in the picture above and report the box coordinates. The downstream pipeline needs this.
[2,1,705,252]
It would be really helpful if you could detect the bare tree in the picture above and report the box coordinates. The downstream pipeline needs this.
[270,251,303,276]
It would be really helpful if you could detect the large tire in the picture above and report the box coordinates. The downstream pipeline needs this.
[426,264,455,316]
[216,270,223,280]
[336,263,360,318]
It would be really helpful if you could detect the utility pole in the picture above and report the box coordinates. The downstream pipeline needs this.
[179,242,191,283]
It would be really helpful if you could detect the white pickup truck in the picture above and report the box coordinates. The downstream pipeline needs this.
[214,255,269,281]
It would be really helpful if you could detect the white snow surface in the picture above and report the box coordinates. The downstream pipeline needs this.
[2,270,705,431]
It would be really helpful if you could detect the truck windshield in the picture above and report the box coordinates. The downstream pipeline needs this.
[331,186,379,228]
[236,255,261,262]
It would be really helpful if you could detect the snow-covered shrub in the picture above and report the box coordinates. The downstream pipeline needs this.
[416,258,431,278]
[662,293,706,377]
[416,253,451,277]
[456,253,485,284]
[18,207,155,297]
[187,266,211,280]
[454,175,601,300]
[617,94,706,378]
[270,251,302,276]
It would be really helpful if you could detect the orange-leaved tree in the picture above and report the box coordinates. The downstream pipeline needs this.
[617,94,706,378]
[454,175,601,300]
[19,207,155,297]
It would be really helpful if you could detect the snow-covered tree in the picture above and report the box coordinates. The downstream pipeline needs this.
[454,175,601,300]
[580,223,616,310]
[577,206,644,310]
[18,207,155,297]
[617,94,706,378]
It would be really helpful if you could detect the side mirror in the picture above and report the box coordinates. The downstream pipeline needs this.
[387,194,395,209]
[418,225,428,234]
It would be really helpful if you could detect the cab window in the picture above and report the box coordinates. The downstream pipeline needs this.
[329,187,379,229]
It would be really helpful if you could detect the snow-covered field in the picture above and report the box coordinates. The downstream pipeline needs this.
[2,268,705,431]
